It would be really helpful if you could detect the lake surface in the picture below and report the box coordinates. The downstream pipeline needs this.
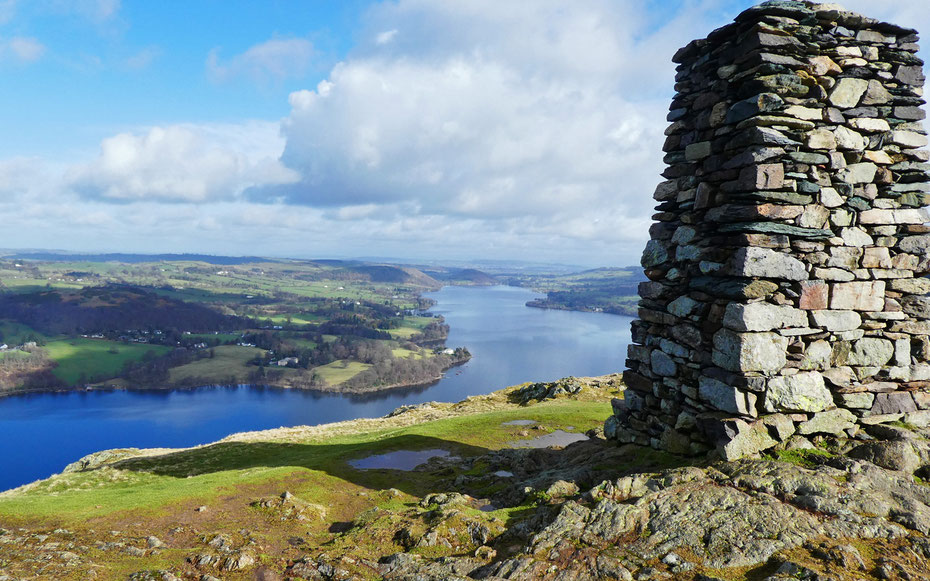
[0,285,632,491]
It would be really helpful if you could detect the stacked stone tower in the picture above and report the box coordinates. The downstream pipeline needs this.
[608,1,930,459]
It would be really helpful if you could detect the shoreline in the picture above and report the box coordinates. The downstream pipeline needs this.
[524,300,636,317]
[0,356,472,400]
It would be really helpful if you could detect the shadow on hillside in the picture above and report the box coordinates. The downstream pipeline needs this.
[111,434,490,496]
[109,433,697,500]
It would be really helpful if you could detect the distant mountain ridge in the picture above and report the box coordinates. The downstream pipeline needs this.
[8,252,273,265]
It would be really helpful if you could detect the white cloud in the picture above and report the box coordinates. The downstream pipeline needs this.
[0,36,44,63]
[69,123,299,203]
[240,0,929,265]
[10,0,928,266]
[375,29,398,45]
[255,0,709,236]
[207,37,314,84]
[0,157,49,198]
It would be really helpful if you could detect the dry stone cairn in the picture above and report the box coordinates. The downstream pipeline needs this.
[608,1,930,460]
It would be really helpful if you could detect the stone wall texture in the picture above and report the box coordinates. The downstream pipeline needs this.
[606,0,930,460]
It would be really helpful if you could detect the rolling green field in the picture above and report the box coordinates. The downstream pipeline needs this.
[391,347,424,359]
[0,256,450,392]
[0,383,616,520]
[44,338,171,385]
[388,316,437,339]
[268,313,324,325]
[167,345,267,384]
[0,321,46,345]
[313,360,372,384]
[0,258,435,315]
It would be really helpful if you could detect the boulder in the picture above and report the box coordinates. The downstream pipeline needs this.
[796,408,857,436]
[717,418,779,460]
[849,440,922,473]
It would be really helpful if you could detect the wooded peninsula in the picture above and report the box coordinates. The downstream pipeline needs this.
[0,255,470,396]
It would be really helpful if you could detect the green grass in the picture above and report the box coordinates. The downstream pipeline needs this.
[314,360,371,384]
[388,328,419,339]
[168,345,266,383]
[0,398,612,521]
[388,316,437,339]
[268,313,324,325]
[0,350,32,362]
[44,338,171,385]
[0,320,46,345]
[391,347,424,359]
[773,448,834,468]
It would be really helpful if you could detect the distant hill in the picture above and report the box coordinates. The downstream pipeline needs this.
[0,286,241,335]
[343,265,441,287]
[422,268,498,285]
[9,252,272,265]
[456,268,497,284]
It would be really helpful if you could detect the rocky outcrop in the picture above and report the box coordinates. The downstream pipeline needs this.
[371,426,930,581]
[613,0,930,459]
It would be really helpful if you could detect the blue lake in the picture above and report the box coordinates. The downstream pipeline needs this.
[0,285,632,491]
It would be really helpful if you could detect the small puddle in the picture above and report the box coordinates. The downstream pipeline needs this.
[502,419,537,426]
[349,449,457,471]
[508,430,589,449]
[493,470,514,478]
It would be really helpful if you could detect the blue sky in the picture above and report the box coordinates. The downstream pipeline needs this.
[0,0,926,266]
[1,1,369,156]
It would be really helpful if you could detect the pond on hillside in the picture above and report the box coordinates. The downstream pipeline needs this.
[0,285,633,491]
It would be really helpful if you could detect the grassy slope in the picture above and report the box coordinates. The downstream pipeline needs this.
[0,375,641,580]
[313,360,371,384]
[0,380,617,523]
[44,338,172,385]
[387,316,436,339]
[0,320,47,345]
[0,260,440,391]
[167,345,266,383]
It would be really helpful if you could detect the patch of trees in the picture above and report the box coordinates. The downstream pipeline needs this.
[0,286,243,336]
[121,348,195,386]
[409,320,449,344]
[526,284,640,315]
[341,347,470,390]
[0,347,63,391]
[318,319,392,340]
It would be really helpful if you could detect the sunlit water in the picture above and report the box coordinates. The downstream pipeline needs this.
[0,285,632,491]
